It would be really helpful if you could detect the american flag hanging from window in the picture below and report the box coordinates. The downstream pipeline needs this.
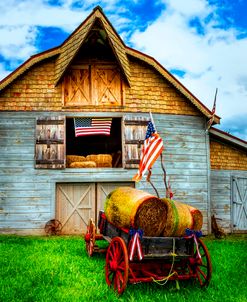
[74,117,112,137]
[132,120,164,182]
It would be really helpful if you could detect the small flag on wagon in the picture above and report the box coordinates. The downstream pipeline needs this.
[129,230,144,261]
[132,119,164,182]
[74,117,112,137]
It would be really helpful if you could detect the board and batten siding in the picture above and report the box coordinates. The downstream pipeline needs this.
[211,170,247,233]
[0,112,210,234]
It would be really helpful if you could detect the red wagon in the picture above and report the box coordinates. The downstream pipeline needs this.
[84,211,212,295]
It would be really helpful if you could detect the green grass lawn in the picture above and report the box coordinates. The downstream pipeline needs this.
[0,234,246,302]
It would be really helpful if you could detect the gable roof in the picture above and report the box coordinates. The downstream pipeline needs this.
[126,47,221,123]
[0,6,220,123]
[0,47,60,92]
[54,6,131,86]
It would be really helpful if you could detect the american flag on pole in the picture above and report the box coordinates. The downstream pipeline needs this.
[74,117,112,137]
[206,88,218,131]
[132,120,164,182]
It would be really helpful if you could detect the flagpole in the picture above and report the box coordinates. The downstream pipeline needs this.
[160,152,168,193]
[149,111,155,129]
[146,112,161,197]
[146,169,160,198]
[206,88,218,131]
[149,111,169,196]
[150,111,169,195]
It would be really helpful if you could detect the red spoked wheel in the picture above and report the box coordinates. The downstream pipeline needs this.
[105,237,129,295]
[189,238,212,287]
[84,218,96,257]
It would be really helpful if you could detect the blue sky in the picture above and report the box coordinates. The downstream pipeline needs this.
[0,0,246,141]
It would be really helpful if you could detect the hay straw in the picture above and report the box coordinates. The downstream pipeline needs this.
[104,187,167,236]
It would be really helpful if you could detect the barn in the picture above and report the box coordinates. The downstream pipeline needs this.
[0,6,246,235]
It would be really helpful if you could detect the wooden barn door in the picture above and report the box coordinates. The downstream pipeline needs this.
[56,182,134,234]
[56,183,95,234]
[232,177,247,232]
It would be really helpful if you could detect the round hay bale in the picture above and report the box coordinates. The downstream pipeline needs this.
[187,205,203,231]
[104,187,167,236]
[161,198,194,237]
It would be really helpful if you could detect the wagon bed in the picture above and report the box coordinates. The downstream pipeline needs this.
[85,211,212,294]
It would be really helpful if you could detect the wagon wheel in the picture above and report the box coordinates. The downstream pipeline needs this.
[84,218,96,257]
[45,219,62,235]
[105,237,129,295]
[189,238,212,287]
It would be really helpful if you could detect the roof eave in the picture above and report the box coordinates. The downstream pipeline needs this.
[0,47,60,92]
[126,46,221,122]
[209,127,247,150]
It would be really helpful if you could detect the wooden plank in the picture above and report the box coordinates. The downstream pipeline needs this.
[1,213,51,221]
[1,205,51,213]
[0,191,50,199]
[0,197,51,206]
[36,120,64,125]
[124,120,148,126]
[0,221,48,228]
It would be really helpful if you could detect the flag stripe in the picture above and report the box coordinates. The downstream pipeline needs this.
[133,120,164,182]
[139,142,163,179]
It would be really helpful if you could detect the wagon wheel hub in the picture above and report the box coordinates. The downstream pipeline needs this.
[109,259,118,271]
[84,233,91,242]
[85,218,96,257]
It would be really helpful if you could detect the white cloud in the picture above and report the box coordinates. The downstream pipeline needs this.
[0,26,37,60]
[0,0,246,140]
[0,0,89,32]
[129,0,247,125]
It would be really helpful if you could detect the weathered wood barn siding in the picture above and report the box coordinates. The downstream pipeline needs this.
[0,111,209,234]
[0,6,219,235]
[211,170,247,233]
[210,135,247,233]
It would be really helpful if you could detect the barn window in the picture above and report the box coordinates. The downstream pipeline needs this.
[35,116,148,169]
[63,64,125,107]
[66,117,123,168]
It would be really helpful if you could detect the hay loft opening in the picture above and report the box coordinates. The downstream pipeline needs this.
[66,117,122,168]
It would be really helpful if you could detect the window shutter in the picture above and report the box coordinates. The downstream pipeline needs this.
[123,116,149,169]
[35,116,65,169]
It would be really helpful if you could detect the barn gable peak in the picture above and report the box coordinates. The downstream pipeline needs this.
[54,6,131,86]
